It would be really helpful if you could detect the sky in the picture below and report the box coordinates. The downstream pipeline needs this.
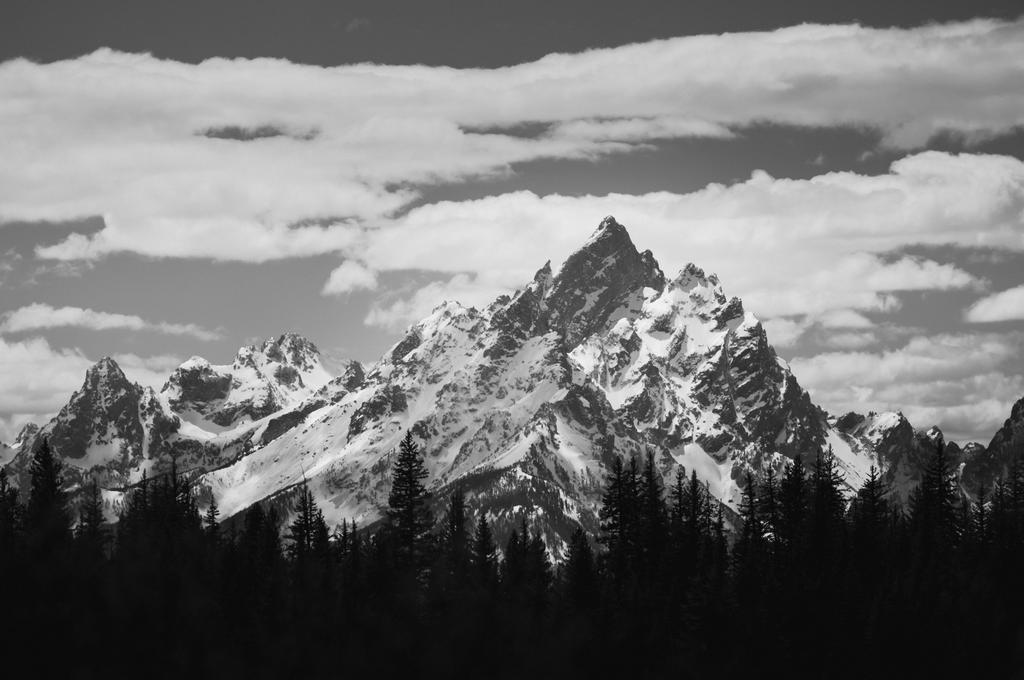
[1,1,1023,446]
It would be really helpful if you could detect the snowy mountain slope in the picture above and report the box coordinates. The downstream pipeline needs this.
[195,217,880,553]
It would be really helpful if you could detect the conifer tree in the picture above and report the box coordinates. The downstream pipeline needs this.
[471,512,497,586]
[809,447,847,558]
[203,496,220,544]
[733,472,764,597]
[779,455,808,560]
[638,450,668,579]
[385,430,434,570]
[760,465,780,549]
[26,438,71,554]
[0,467,24,564]
[75,479,108,562]
[437,487,470,585]
[909,440,958,551]
[439,488,469,560]
[287,483,326,564]
[562,525,596,612]
[598,455,639,586]
[850,466,887,578]
[973,482,990,552]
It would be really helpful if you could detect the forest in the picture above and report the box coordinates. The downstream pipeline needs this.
[1,430,1023,679]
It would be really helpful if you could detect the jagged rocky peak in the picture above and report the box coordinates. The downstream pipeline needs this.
[492,216,667,348]
[84,356,134,395]
[261,332,321,370]
[545,216,665,346]
[13,422,39,450]
[35,356,147,461]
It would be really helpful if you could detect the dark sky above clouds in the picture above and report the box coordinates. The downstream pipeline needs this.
[1,0,1023,444]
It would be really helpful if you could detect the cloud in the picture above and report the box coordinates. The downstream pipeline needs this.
[821,331,879,350]
[965,284,1024,322]
[335,150,1012,328]
[789,332,1023,443]
[0,303,221,340]
[365,273,511,332]
[0,336,92,418]
[0,18,1021,262]
[548,117,732,143]
[818,309,875,329]
[321,260,378,295]
[112,352,183,389]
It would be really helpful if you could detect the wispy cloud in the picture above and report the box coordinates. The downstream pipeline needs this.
[0,19,1020,263]
[0,303,222,340]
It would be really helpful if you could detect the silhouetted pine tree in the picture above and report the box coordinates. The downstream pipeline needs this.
[598,456,639,591]
[26,438,71,556]
[432,487,471,603]
[471,512,497,589]
[562,525,596,612]
[286,482,329,565]
[850,465,887,576]
[637,450,668,582]
[0,466,23,565]
[385,430,434,573]
[732,472,764,601]
[75,479,108,563]
[909,440,959,553]
[778,455,809,565]
[759,465,780,552]
[203,496,220,544]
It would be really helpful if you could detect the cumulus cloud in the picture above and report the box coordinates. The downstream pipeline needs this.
[334,150,1015,328]
[790,332,1023,443]
[321,260,379,295]
[0,303,221,340]
[965,284,1024,322]
[1,18,1022,262]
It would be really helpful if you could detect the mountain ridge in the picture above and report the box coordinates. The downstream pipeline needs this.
[4,217,1018,553]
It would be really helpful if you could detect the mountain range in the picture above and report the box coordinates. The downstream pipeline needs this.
[4,217,1022,556]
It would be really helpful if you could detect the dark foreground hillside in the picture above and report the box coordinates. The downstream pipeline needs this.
[2,433,1024,679]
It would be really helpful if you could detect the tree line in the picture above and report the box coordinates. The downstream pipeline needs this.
[1,432,1023,678]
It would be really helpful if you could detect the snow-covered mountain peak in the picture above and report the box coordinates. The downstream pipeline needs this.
[162,332,344,429]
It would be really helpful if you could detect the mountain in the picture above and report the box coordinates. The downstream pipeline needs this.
[6,334,359,520]
[4,217,1014,554]
[192,217,874,553]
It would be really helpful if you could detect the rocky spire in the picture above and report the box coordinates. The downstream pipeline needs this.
[543,216,665,347]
